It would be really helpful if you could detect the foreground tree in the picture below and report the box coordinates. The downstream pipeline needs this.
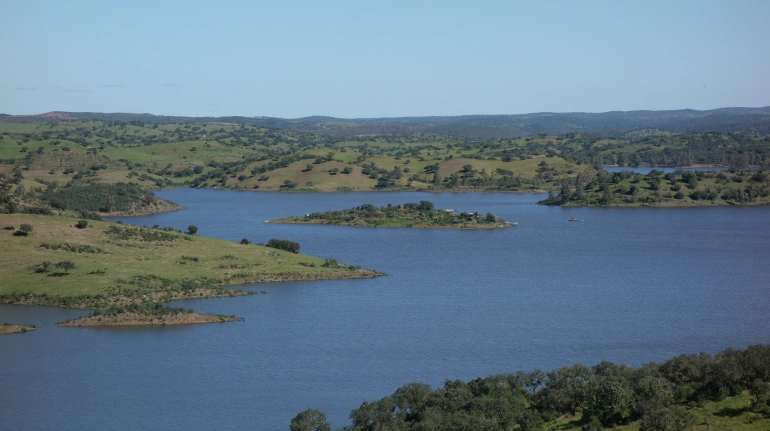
[290,409,330,431]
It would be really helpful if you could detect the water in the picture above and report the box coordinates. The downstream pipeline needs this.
[602,166,728,174]
[2,189,770,431]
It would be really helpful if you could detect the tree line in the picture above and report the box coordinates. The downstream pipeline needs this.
[291,344,770,431]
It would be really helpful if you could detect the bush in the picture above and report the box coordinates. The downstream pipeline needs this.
[240,238,250,245]
[30,261,51,273]
[187,225,198,235]
[266,238,300,253]
[76,220,88,229]
[14,224,33,236]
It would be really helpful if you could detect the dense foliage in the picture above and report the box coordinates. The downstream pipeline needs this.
[266,238,301,253]
[539,168,770,206]
[306,345,770,431]
[40,182,163,213]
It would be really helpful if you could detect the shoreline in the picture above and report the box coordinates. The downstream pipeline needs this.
[1,270,385,328]
[0,323,36,335]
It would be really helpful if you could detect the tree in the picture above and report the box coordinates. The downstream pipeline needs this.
[267,238,300,253]
[55,260,75,274]
[76,220,89,229]
[418,200,434,210]
[290,409,330,431]
[16,224,33,236]
[187,225,198,235]
[240,238,250,245]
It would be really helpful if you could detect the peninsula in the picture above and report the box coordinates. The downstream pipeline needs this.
[269,201,512,229]
[0,214,383,328]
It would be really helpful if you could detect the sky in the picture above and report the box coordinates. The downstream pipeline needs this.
[1,0,769,118]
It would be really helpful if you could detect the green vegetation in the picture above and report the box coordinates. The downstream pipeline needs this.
[271,201,510,229]
[302,344,770,431]
[266,238,300,253]
[539,169,770,207]
[0,214,383,326]
[1,117,768,208]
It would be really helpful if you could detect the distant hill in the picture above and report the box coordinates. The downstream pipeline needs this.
[3,107,770,138]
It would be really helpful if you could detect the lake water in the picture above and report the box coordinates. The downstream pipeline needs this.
[2,189,770,431]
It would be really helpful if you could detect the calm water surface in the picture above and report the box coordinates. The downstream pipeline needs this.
[2,189,769,431]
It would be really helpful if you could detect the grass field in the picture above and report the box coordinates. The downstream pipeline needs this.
[0,214,380,301]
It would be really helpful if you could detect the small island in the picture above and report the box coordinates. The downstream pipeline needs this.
[57,304,241,327]
[270,201,512,229]
[0,322,36,335]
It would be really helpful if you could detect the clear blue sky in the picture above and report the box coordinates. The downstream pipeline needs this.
[2,0,768,118]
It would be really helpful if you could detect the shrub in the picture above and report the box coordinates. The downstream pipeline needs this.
[266,238,300,253]
[240,238,250,245]
[187,225,198,235]
[76,220,88,229]
[322,258,339,267]
[30,261,52,273]
[14,224,33,236]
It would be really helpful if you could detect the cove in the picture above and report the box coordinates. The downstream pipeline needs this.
[1,189,769,431]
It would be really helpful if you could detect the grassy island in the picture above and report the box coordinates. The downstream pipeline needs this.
[0,322,36,335]
[270,201,512,229]
[0,214,383,328]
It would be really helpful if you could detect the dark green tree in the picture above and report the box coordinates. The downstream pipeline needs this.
[16,223,33,236]
[290,409,330,431]
[55,260,75,274]
[267,238,300,253]
[187,225,198,235]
